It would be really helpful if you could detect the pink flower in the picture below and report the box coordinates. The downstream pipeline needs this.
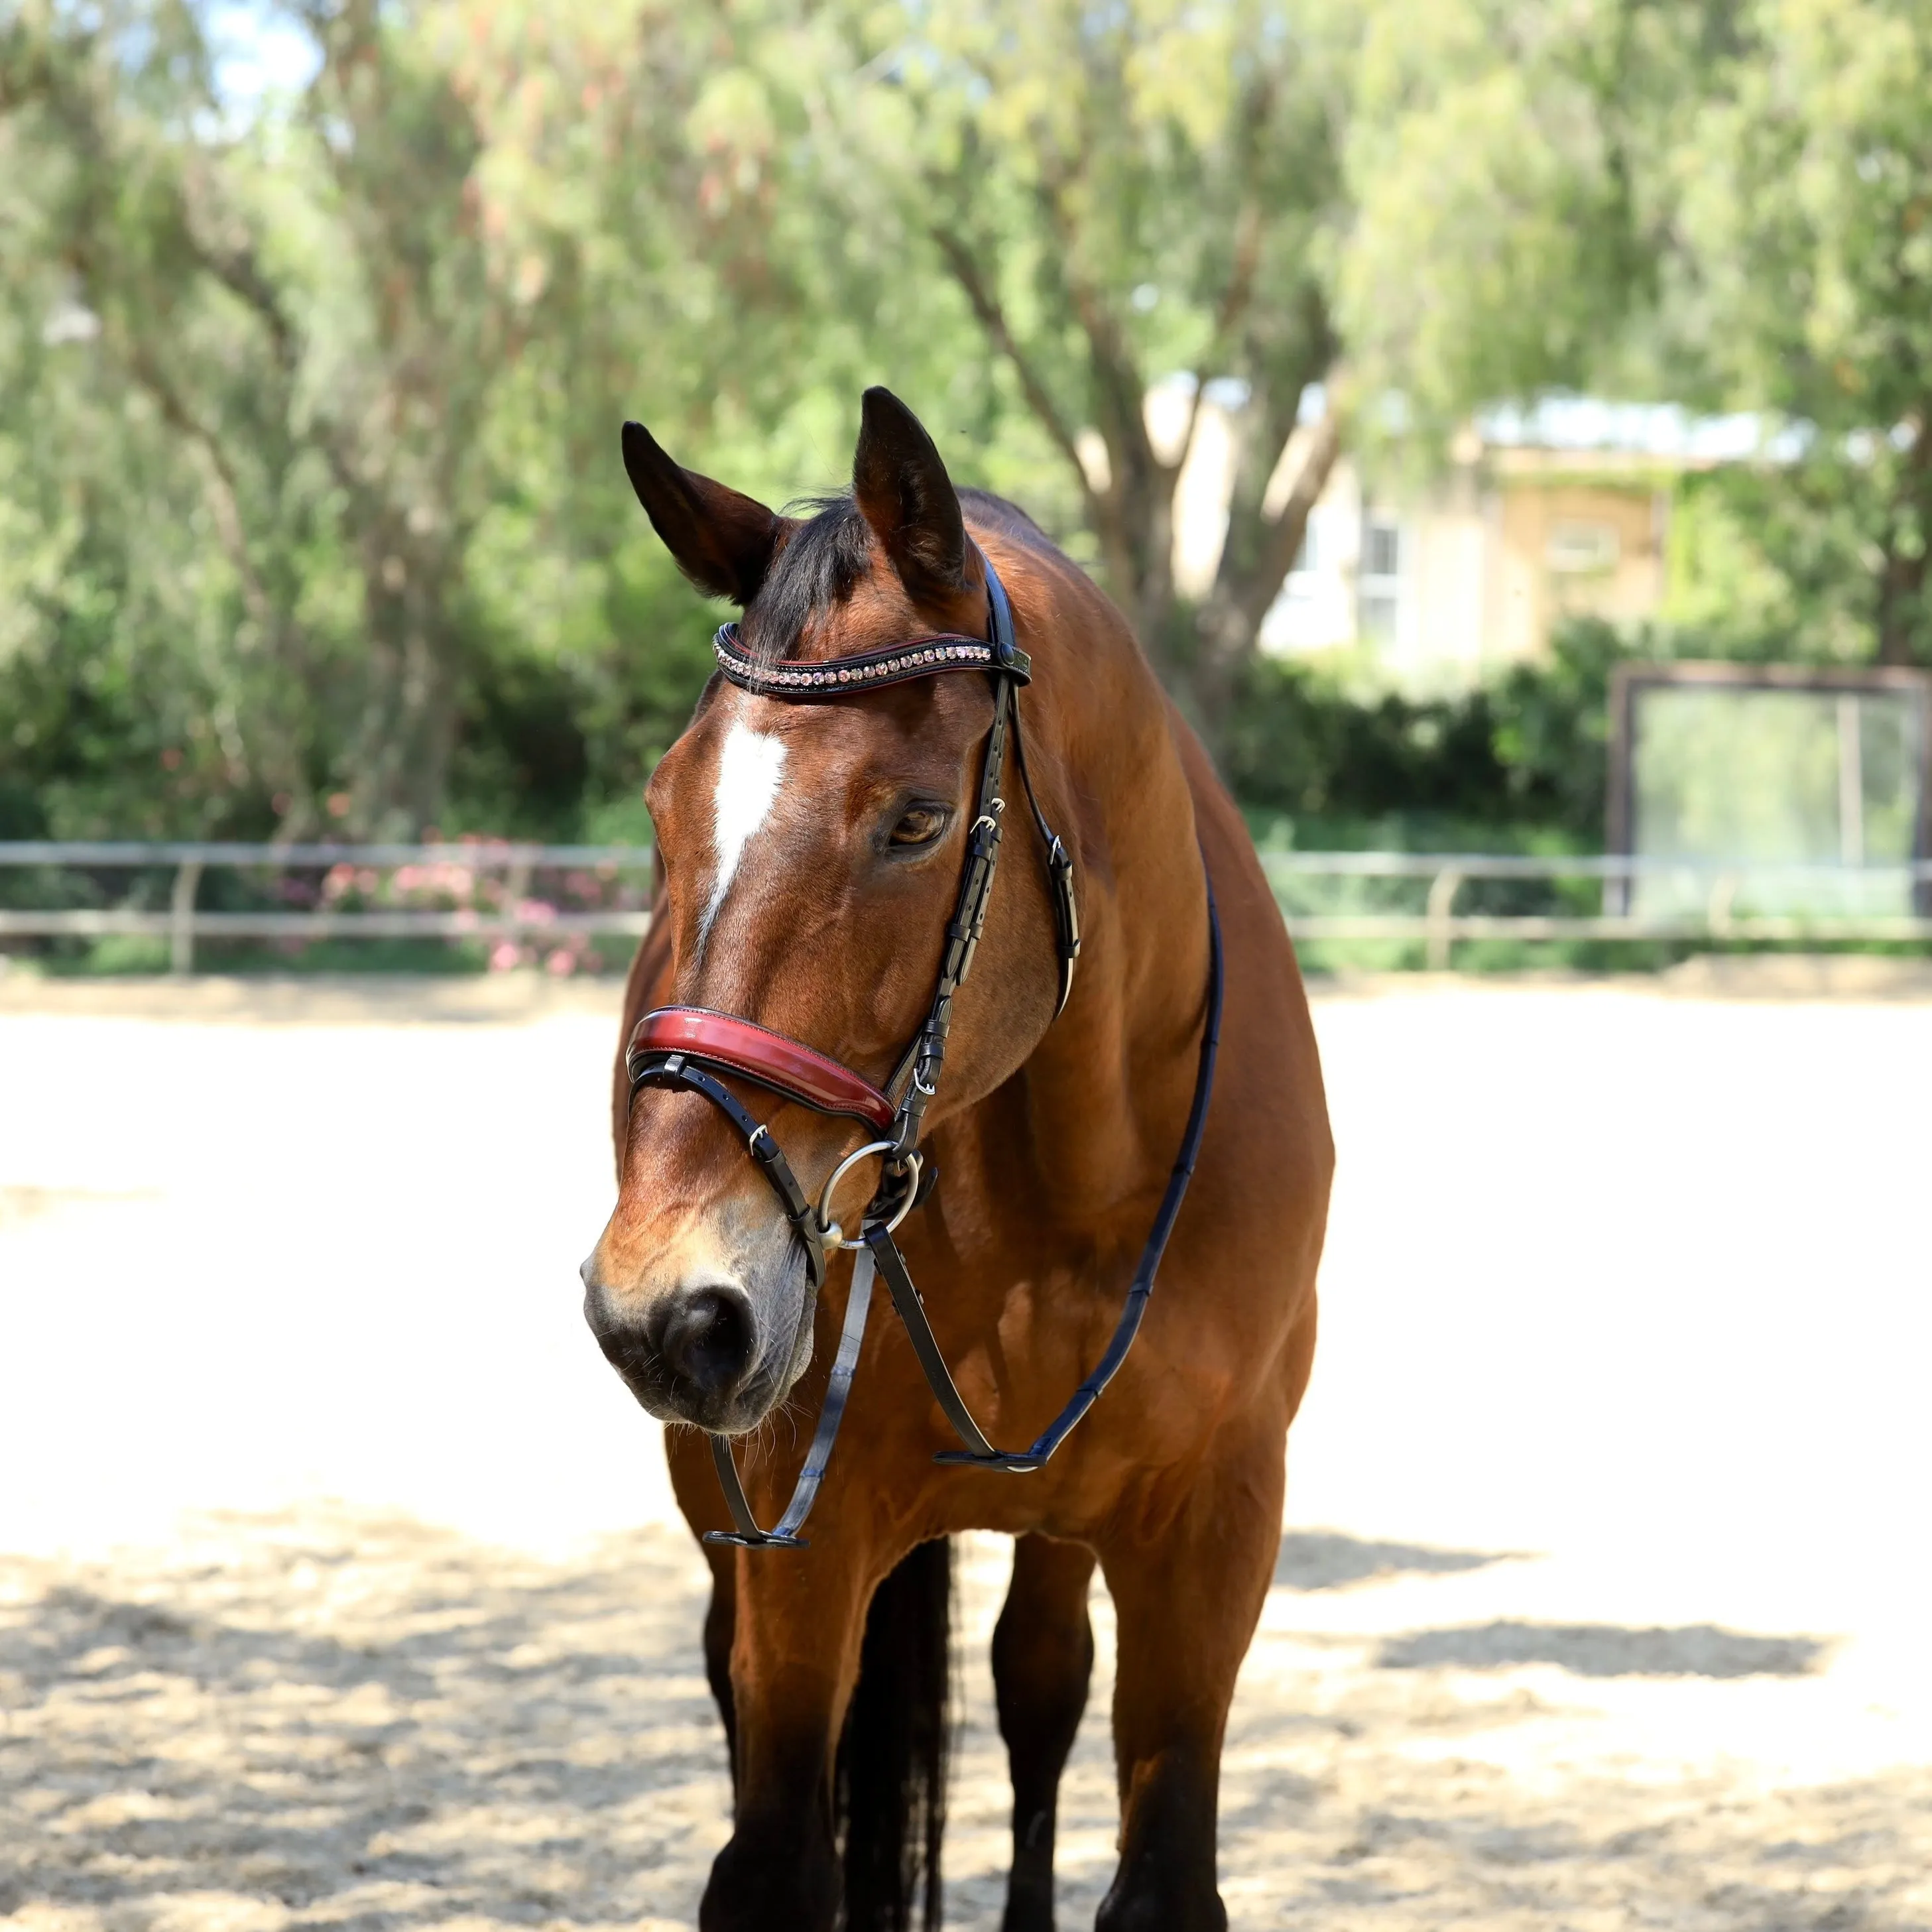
[545,947,575,976]
[489,941,522,972]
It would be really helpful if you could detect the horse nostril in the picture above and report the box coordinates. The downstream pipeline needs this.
[653,1286,756,1398]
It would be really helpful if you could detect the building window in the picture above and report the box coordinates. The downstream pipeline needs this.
[1359,514,1403,643]
[1287,516,1320,595]
[1547,522,1620,574]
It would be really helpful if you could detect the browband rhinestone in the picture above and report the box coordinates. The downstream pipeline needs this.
[711,623,1024,696]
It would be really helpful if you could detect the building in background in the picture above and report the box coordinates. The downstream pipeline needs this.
[1156,384,1784,690]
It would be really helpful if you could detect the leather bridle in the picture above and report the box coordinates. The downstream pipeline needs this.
[626,552,1223,1547]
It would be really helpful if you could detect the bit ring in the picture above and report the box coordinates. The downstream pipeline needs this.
[816,1142,923,1250]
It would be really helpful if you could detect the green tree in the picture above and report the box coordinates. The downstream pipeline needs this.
[1,0,513,835]
[1335,0,1685,436]
[776,0,1364,737]
[1665,0,1932,665]
[0,0,776,837]
[1342,0,1932,672]
[762,1,1735,740]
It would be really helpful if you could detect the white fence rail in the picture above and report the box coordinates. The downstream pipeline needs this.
[3,843,1930,973]
[1260,851,1932,967]
[0,843,656,973]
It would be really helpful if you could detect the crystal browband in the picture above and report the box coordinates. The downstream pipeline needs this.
[713,623,1032,697]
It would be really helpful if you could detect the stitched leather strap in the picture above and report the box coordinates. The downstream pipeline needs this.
[865,1223,1006,1461]
[912,880,1222,1473]
[627,1052,828,1290]
[704,1244,878,1548]
[888,672,1012,1156]
[628,1008,896,1132]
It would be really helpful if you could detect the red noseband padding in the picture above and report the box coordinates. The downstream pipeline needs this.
[626,1006,896,1132]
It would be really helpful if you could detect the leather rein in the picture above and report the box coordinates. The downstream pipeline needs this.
[625,553,1224,1548]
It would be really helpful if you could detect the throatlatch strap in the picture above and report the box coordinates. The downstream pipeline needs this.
[985,557,1079,1014]
[1009,700,1080,1017]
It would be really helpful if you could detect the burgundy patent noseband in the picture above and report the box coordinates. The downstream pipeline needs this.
[626,552,1221,1548]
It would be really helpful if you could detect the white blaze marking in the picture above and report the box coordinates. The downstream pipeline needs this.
[699,721,787,954]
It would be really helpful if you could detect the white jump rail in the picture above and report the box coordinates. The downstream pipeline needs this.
[0,843,658,973]
[3,843,1930,973]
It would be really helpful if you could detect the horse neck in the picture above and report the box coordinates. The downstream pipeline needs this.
[965,543,1215,1232]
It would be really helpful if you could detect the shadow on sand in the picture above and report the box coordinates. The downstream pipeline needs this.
[1273,1529,1518,1592]
[0,1510,724,1929]
[1375,1618,1829,1679]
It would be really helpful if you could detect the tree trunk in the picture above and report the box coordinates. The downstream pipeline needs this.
[1876,412,1932,666]
[1189,400,1342,739]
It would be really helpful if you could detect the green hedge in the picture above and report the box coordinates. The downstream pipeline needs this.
[1224,619,1628,848]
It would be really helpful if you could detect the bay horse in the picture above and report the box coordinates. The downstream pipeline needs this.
[582,388,1331,1932]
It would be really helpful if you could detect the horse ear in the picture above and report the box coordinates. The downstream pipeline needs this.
[851,387,967,596]
[621,420,781,607]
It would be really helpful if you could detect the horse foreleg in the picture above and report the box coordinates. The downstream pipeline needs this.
[993,1533,1098,1932]
[1093,1431,1284,1932]
[666,1427,744,1789]
[664,1425,858,1931]
[700,1541,739,1787]
[699,1547,869,1932]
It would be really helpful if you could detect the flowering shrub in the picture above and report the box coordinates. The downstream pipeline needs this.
[302,838,644,973]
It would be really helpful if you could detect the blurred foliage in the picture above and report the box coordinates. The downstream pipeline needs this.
[1661,459,1908,664]
[1223,612,1839,851]
[1638,0,1932,666]
[794,0,1362,730]
[0,0,869,842]
[1227,617,1630,844]
[1,0,1929,860]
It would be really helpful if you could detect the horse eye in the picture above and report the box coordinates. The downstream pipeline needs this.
[890,806,947,847]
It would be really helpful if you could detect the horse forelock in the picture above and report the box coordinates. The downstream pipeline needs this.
[739,495,874,667]
[738,489,1046,668]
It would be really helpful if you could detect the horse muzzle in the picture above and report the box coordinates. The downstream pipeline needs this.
[580,1244,807,1433]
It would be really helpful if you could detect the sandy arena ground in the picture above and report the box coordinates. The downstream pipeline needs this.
[2,962,1929,1929]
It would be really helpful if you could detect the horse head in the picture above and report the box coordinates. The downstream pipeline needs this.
[581,389,1069,1434]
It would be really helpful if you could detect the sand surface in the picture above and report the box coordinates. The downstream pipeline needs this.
[2,969,1929,1928]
